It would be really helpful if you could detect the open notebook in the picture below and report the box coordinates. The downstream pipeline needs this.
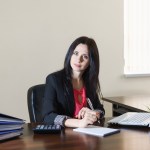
[107,112,150,127]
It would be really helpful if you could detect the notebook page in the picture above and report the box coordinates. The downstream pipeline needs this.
[73,125,120,137]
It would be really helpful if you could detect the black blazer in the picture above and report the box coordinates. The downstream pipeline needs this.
[42,69,105,124]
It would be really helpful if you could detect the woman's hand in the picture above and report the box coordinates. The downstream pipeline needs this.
[76,107,100,120]
[64,108,100,128]
[76,107,89,119]
[78,111,97,127]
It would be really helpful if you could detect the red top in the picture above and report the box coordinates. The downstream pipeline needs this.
[73,87,87,117]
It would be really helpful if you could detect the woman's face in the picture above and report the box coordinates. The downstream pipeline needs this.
[70,44,90,73]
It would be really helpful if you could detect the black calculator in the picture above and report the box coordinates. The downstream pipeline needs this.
[33,124,62,134]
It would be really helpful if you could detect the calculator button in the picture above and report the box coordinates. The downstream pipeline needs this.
[40,125,44,129]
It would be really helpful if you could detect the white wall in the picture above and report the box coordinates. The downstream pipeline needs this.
[1,0,150,122]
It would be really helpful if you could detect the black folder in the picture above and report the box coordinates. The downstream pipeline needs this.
[0,113,25,141]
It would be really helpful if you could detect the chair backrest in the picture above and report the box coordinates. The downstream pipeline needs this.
[27,84,45,123]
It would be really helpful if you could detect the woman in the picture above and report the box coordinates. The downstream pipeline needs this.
[42,36,105,128]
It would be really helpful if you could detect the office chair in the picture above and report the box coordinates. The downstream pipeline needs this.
[27,84,45,123]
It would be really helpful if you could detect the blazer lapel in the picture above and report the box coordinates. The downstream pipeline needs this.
[64,78,75,116]
[85,83,93,109]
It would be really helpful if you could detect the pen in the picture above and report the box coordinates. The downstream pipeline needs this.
[86,98,100,124]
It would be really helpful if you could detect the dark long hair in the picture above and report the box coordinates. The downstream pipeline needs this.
[64,36,101,97]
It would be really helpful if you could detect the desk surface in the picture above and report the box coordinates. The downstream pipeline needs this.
[1,119,150,150]
[103,96,150,112]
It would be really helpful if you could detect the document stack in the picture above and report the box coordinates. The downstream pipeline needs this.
[0,113,25,141]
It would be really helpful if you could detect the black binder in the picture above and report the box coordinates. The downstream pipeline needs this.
[0,113,25,141]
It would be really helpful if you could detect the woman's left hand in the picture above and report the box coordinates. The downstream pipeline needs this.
[76,107,99,119]
[76,107,89,119]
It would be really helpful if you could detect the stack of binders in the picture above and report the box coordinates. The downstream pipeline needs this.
[0,113,25,141]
